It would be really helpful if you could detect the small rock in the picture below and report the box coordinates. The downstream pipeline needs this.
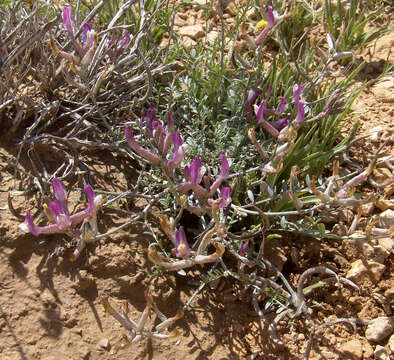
[346,259,386,282]
[361,242,375,258]
[174,15,187,26]
[379,209,394,229]
[374,345,390,360]
[388,333,394,352]
[372,245,390,264]
[371,76,394,103]
[359,203,375,216]
[376,199,394,211]
[369,126,384,142]
[373,168,393,183]
[206,31,220,43]
[178,25,205,40]
[363,341,374,358]
[182,37,196,49]
[320,350,336,359]
[98,338,110,349]
[332,223,347,236]
[341,339,363,359]
[365,317,394,343]
[378,238,394,253]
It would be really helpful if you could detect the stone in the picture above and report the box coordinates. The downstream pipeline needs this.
[340,339,363,359]
[363,341,374,358]
[206,31,220,43]
[378,238,394,253]
[365,317,394,343]
[373,168,393,183]
[359,203,374,216]
[388,333,394,352]
[346,259,386,282]
[374,345,390,360]
[182,37,196,49]
[98,338,110,349]
[372,245,390,264]
[174,15,187,26]
[376,199,394,211]
[379,209,394,229]
[178,25,205,40]
[370,126,384,142]
[371,76,394,103]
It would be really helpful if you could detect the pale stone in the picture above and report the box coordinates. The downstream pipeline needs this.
[182,37,196,49]
[376,199,394,211]
[174,15,187,26]
[341,339,363,359]
[363,341,374,358]
[379,209,394,229]
[388,333,394,352]
[374,345,390,360]
[179,25,205,40]
[206,31,220,43]
[365,317,394,343]
[371,76,394,103]
[372,245,390,264]
[98,338,110,349]
[359,203,374,216]
[369,125,384,142]
[373,168,393,183]
[346,259,386,282]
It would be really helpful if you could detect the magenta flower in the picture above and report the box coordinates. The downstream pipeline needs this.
[52,178,67,211]
[62,7,74,37]
[256,100,280,138]
[209,154,230,195]
[174,227,190,259]
[48,199,72,230]
[255,5,275,45]
[293,100,305,125]
[19,179,103,237]
[118,31,131,50]
[247,89,263,122]
[239,242,249,257]
[218,186,232,209]
[125,125,161,166]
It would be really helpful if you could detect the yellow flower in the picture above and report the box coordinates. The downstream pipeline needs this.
[256,19,268,32]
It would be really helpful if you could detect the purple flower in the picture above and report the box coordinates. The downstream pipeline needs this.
[118,31,131,50]
[48,199,72,230]
[23,211,39,236]
[62,6,81,56]
[293,100,305,125]
[82,23,93,46]
[292,83,307,104]
[171,132,185,165]
[209,154,230,195]
[271,115,290,130]
[255,5,275,46]
[185,157,204,185]
[174,227,190,259]
[256,100,280,138]
[247,89,263,122]
[52,178,67,211]
[125,125,161,166]
[239,242,249,257]
[218,186,232,209]
[62,7,74,36]
[19,181,103,237]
